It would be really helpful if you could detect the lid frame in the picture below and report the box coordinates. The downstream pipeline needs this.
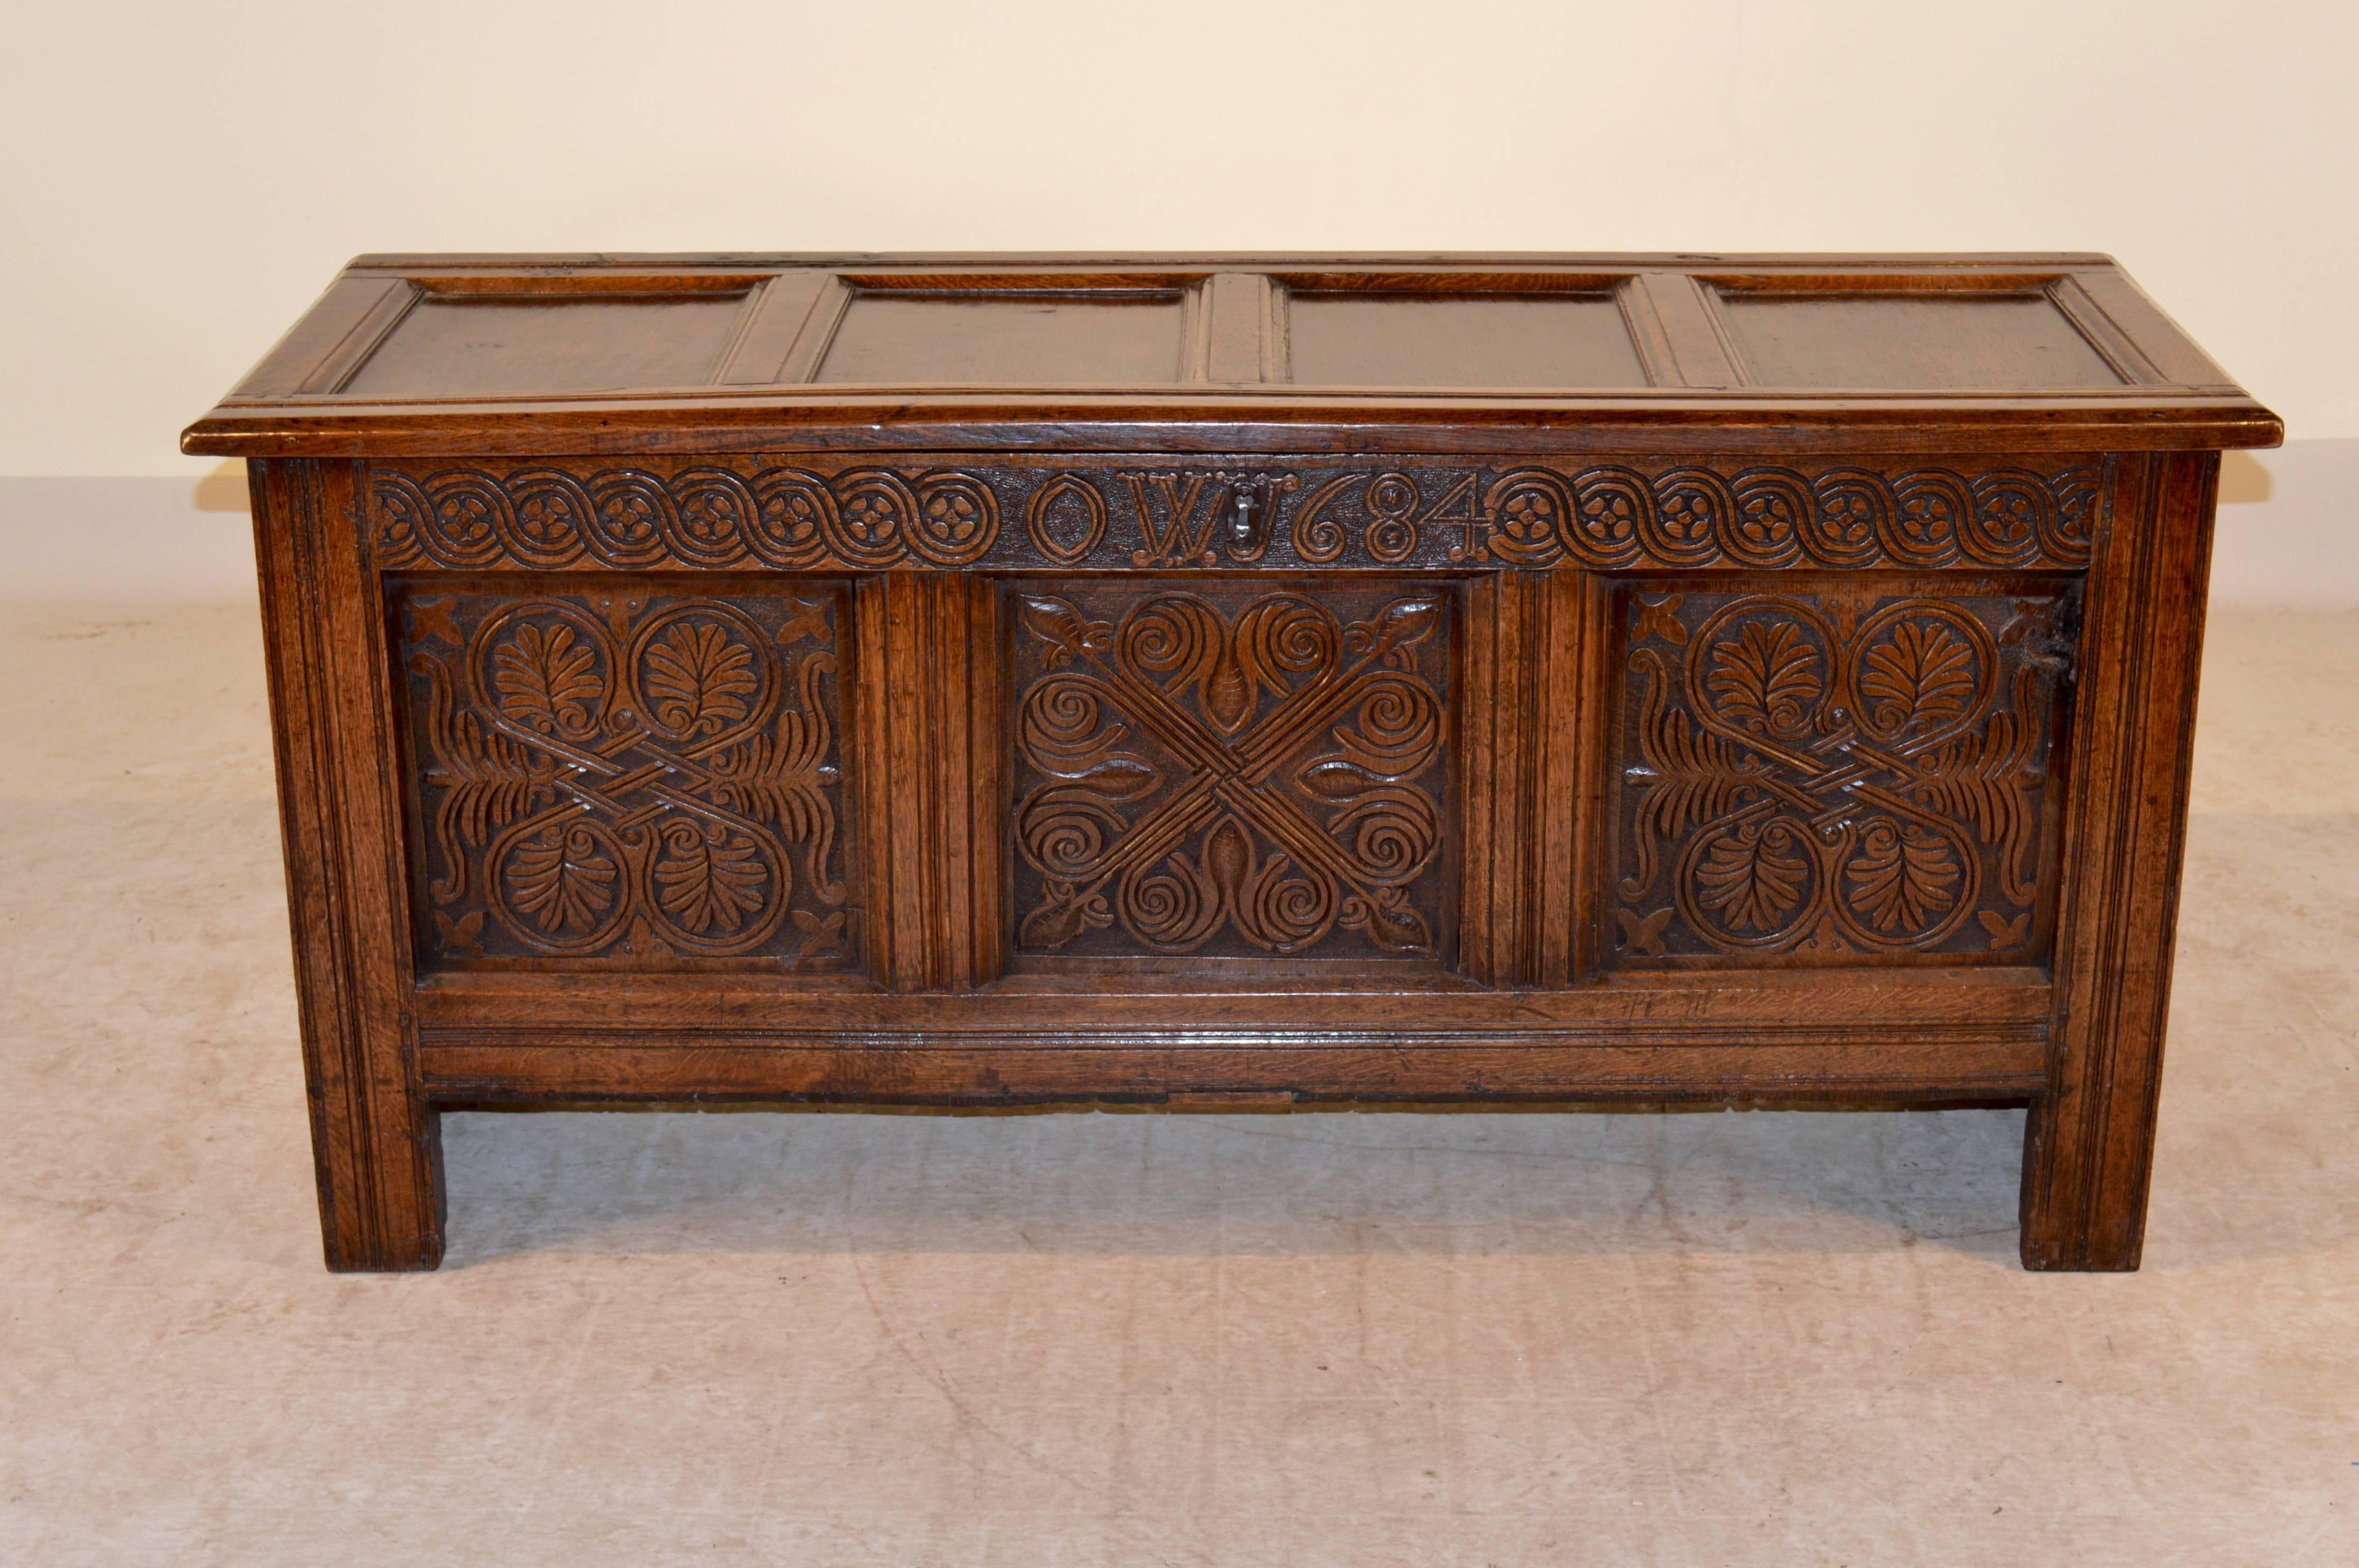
[185,252,2283,456]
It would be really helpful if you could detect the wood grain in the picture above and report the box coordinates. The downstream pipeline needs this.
[2019,451,2220,1270]
[193,253,2276,1271]
[250,459,443,1270]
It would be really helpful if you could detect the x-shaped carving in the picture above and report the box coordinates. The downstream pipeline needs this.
[1014,592,1446,955]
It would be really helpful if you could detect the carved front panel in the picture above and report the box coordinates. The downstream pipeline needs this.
[1007,580,1454,965]
[394,580,859,972]
[1606,580,2075,968]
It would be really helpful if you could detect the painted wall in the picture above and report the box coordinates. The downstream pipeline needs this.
[2,0,2351,477]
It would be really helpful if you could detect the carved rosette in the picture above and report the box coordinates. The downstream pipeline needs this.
[369,458,2104,574]
[1007,583,1452,961]
[1610,586,2074,965]
[397,587,856,968]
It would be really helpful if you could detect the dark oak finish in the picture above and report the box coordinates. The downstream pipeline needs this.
[186,252,2280,1271]
[249,459,444,1269]
[342,292,753,396]
[1713,289,2127,389]
[818,290,1191,386]
[1284,291,1651,388]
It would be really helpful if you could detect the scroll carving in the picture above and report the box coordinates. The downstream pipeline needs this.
[399,587,856,967]
[1009,583,1451,960]
[371,458,2104,573]
[1610,586,2073,964]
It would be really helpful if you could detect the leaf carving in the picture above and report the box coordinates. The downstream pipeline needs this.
[791,907,848,957]
[1978,909,2031,949]
[1619,649,1763,901]
[1067,754,1164,802]
[413,592,866,961]
[492,622,601,735]
[1845,822,1959,933]
[1340,886,1431,953]
[1631,595,1688,646]
[1706,621,1822,733]
[1019,881,1113,950]
[1860,620,1976,733]
[1016,594,1113,668]
[653,822,769,934]
[1202,645,1254,733]
[1203,816,1253,897]
[643,622,756,735]
[702,649,842,905]
[1619,588,2067,959]
[1297,758,1388,801]
[1693,821,1809,933]
[507,825,616,933]
[413,653,559,905]
[431,909,485,955]
[1346,598,1442,668]
[1615,906,1674,957]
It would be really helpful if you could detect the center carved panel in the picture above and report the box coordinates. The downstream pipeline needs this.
[1607,581,2075,966]
[1008,581,1453,963]
[396,582,858,971]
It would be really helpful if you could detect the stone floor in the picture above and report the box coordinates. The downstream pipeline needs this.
[3,596,2354,1565]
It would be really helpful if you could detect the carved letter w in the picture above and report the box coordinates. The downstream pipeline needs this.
[1124,473,1220,566]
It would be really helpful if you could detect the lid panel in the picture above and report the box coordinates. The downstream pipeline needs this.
[1717,291,2125,390]
[341,293,750,396]
[182,254,2283,456]
[1285,292,1650,388]
[815,292,1188,384]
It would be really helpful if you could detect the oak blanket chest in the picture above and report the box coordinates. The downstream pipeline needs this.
[182,252,2281,1271]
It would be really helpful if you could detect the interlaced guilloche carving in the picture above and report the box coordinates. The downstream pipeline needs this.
[371,458,2104,573]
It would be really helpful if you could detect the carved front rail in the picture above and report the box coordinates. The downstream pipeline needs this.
[368,455,2103,575]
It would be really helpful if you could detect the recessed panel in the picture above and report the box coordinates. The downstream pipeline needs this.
[1286,293,1649,388]
[1006,577,1455,966]
[394,579,861,974]
[345,295,748,395]
[817,293,1187,384]
[1604,579,2076,969]
[1718,292,2124,389]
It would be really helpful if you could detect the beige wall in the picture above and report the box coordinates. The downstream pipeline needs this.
[3,1,2350,475]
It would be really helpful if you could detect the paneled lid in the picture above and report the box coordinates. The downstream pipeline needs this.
[182,253,2281,456]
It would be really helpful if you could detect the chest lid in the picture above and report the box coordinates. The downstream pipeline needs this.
[183,252,2281,456]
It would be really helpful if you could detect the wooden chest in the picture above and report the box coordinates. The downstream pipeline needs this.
[184,252,2280,1271]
